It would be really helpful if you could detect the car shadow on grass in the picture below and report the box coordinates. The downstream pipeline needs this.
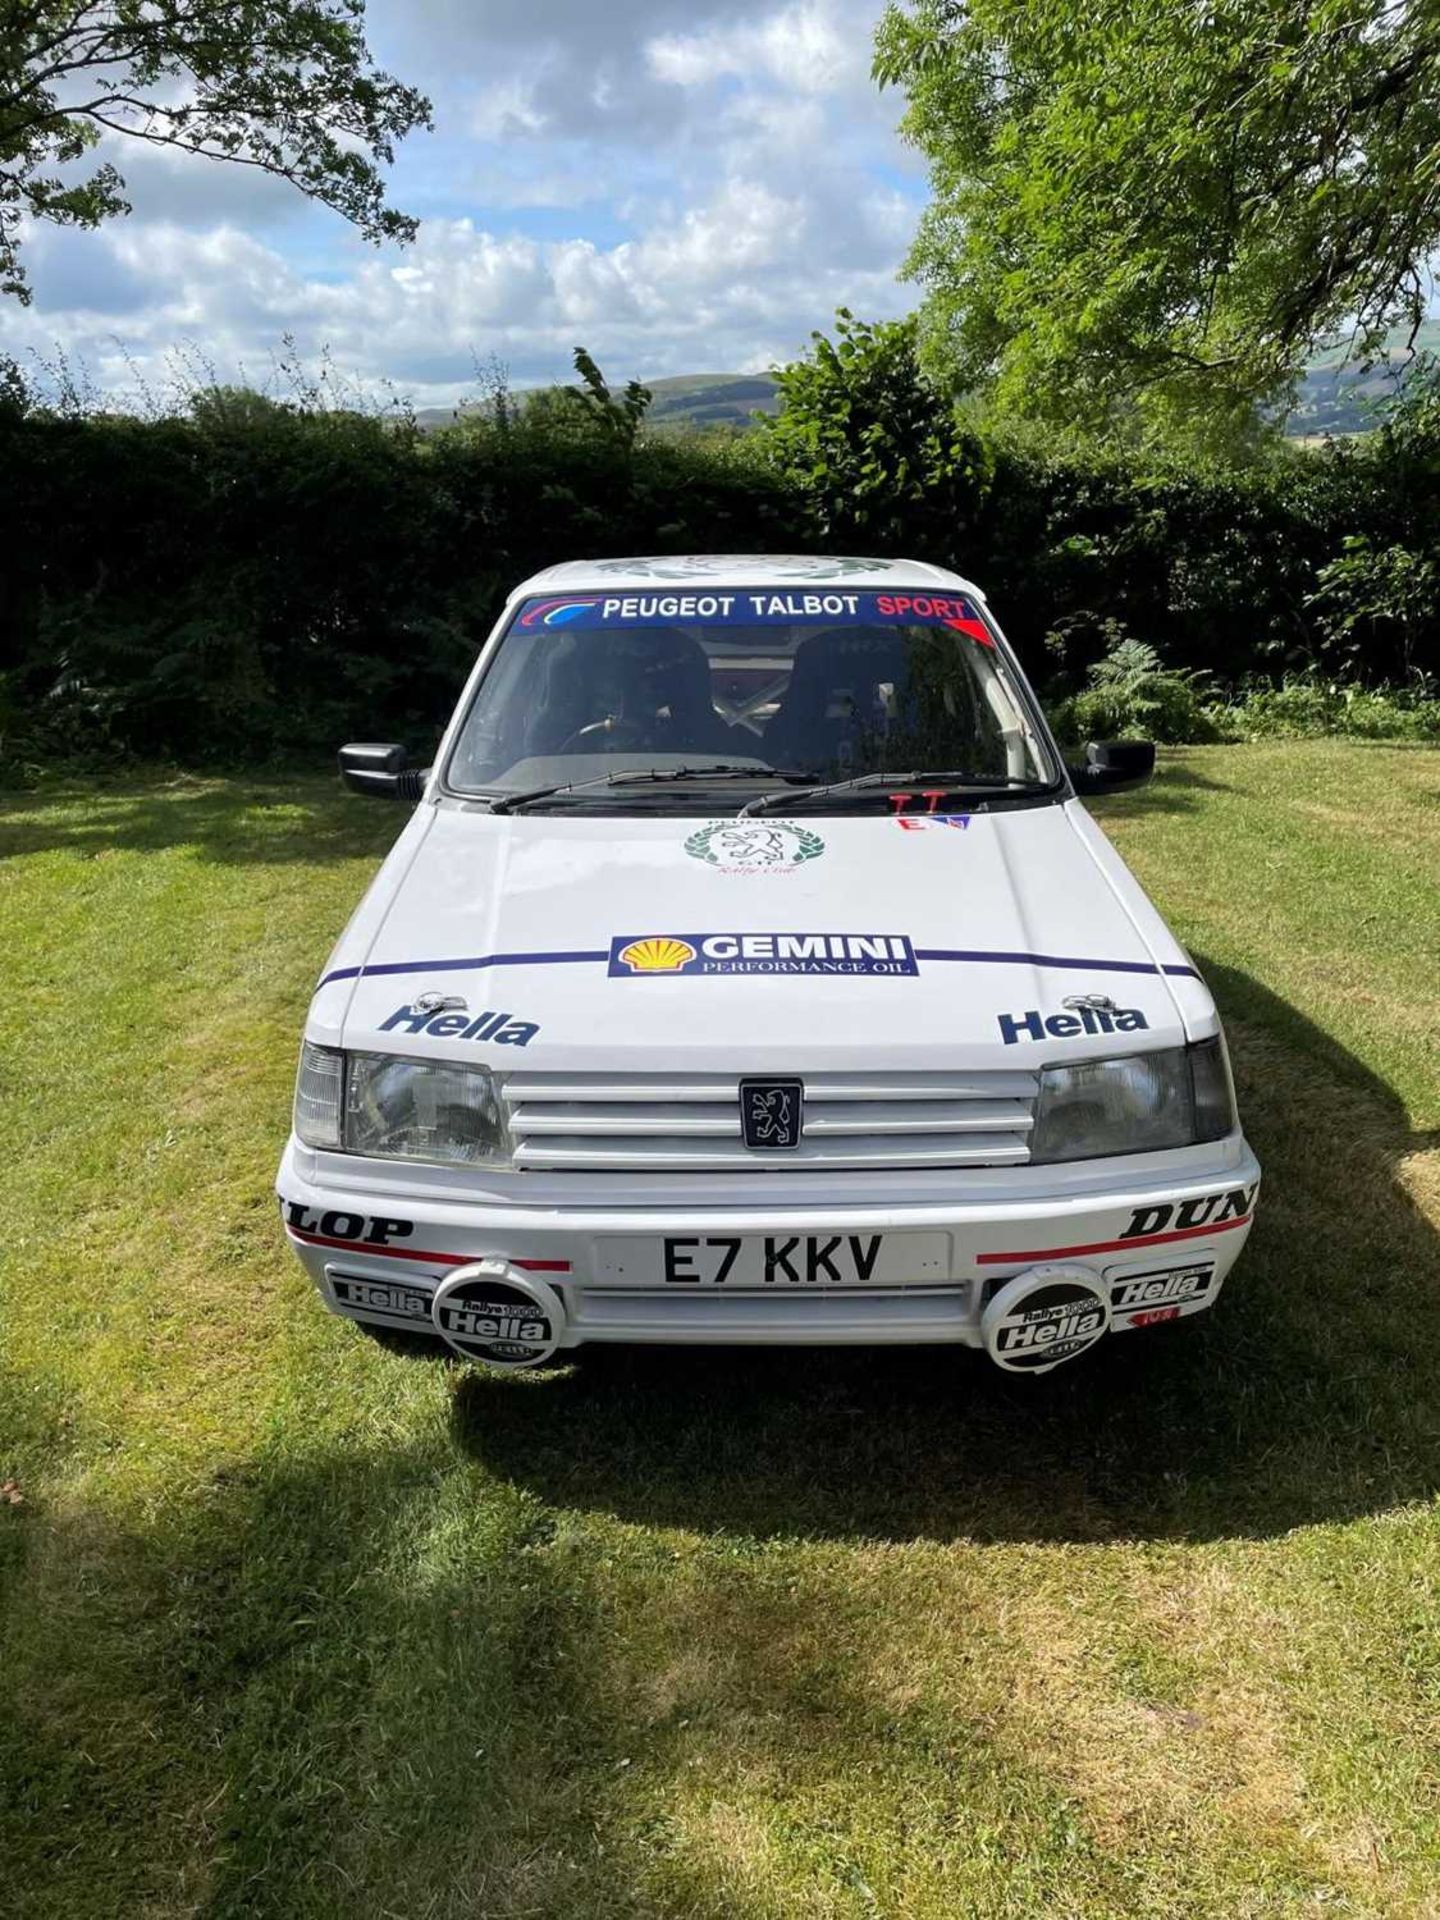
[1,1416,1146,1920]
[452,957,1440,1546]
[1085,753,1232,821]
[0,771,403,865]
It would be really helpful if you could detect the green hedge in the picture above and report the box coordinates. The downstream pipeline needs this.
[3,354,1439,767]
[0,407,800,765]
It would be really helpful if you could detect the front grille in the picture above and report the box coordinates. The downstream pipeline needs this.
[501,1071,1037,1172]
[568,1282,977,1343]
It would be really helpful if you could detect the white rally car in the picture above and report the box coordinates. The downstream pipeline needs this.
[277,555,1259,1374]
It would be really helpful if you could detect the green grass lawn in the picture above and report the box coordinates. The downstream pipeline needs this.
[2,743,1438,1919]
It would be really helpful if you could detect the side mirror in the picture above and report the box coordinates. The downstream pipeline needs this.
[339,743,428,801]
[1068,738,1155,796]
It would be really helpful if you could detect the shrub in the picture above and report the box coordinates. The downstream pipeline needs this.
[1211,679,1440,742]
[6,328,1440,768]
[0,391,801,765]
[1307,536,1438,681]
[763,310,993,552]
[1048,628,1218,743]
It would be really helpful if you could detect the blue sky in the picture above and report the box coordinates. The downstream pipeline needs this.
[2,0,927,408]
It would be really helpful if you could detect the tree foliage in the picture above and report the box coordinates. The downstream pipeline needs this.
[764,308,992,547]
[0,0,430,301]
[874,0,1440,446]
[564,346,652,451]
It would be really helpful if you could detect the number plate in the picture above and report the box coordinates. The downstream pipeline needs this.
[595,1232,950,1288]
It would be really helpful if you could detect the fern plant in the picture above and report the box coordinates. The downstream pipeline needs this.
[1050,625,1217,743]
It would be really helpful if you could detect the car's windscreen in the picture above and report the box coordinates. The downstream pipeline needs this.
[446,588,1057,803]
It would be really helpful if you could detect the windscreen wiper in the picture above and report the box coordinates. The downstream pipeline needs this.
[489,763,819,816]
[739,770,1055,817]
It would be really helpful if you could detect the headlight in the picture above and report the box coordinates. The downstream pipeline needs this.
[1029,1038,1236,1165]
[292,1045,510,1165]
[294,1042,343,1149]
[345,1052,509,1165]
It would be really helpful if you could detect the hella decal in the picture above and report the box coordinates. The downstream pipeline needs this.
[999,1004,1149,1044]
[609,932,919,977]
[1121,1185,1257,1239]
[431,1263,564,1370]
[284,1201,414,1246]
[379,1004,539,1047]
[1111,1263,1216,1318]
[981,1267,1111,1373]
[330,1274,434,1322]
[438,1295,549,1349]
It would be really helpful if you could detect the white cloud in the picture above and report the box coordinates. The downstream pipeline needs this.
[635,179,807,279]
[647,0,867,95]
[468,78,548,141]
[4,0,925,406]
[3,196,915,405]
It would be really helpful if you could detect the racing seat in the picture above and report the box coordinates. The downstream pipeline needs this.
[763,628,914,771]
[526,627,733,755]
[652,630,736,754]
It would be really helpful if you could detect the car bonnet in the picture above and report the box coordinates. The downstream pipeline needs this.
[308,801,1209,1072]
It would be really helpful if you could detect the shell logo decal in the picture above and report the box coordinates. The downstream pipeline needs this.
[617,936,697,974]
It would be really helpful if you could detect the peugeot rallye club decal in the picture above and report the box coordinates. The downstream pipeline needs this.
[516,589,994,644]
[684,821,826,873]
[608,932,920,977]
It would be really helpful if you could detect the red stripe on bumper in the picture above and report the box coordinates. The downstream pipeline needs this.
[286,1227,569,1273]
[976,1213,1252,1267]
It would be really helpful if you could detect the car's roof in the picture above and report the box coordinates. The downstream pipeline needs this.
[513,554,987,597]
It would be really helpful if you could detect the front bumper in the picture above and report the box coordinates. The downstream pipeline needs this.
[276,1136,1261,1369]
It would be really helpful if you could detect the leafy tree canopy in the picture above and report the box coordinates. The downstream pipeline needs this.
[764,309,992,545]
[1,0,431,301]
[874,0,1440,447]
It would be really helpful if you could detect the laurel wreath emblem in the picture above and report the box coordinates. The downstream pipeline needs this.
[684,821,826,869]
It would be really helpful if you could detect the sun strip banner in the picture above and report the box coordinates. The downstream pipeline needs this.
[515,590,994,645]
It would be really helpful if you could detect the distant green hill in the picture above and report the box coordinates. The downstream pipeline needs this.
[1286,321,1440,436]
[634,351,1435,439]
[413,343,1436,441]
[641,373,780,430]
[414,372,780,435]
